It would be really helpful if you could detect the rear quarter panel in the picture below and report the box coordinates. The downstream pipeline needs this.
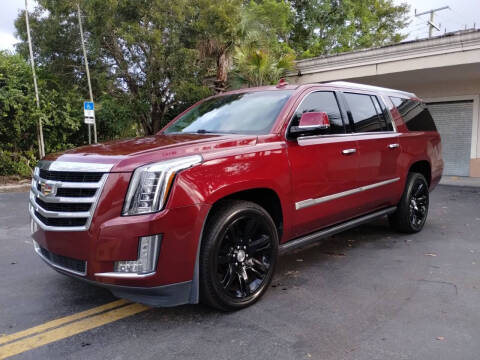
[386,95,443,190]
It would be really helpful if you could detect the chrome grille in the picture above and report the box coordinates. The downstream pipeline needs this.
[29,160,113,232]
[39,169,103,182]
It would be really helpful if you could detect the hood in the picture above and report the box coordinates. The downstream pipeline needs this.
[44,133,258,172]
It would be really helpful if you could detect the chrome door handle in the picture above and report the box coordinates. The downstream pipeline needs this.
[388,143,400,149]
[342,148,357,155]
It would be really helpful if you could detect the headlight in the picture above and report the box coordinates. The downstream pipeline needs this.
[122,155,202,215]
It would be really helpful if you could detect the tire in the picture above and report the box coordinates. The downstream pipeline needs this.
[389,172,429,233]
[199,200,279,311]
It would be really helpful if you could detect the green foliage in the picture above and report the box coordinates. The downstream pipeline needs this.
[0,150,35,177]
[15,0,213,135]
[246,0,293,43]
[0,51,41,156]
[4,0,411,178]
[232,46,295,87]
[289,0,410,58]
[82,0,212,133]
[229,0,295,87]
[0,50,139,175]
[95,96,139,140]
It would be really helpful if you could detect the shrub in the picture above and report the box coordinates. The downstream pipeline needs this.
[0,150,34,177]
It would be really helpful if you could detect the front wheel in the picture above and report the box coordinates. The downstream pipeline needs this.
[389,172,429,233]
[199,200,278,311]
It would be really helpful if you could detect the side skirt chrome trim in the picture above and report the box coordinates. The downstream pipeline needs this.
[279,206,397,254]
[295,177,400,210]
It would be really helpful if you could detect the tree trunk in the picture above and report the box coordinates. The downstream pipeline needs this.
[139,112,153,135]
[151,102,169,134]
[214,51,228,93]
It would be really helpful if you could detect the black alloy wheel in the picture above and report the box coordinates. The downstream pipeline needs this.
[408,177,429,230]
[389,172,429,233]
[200,200,278,311]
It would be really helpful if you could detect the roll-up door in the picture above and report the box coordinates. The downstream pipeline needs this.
[427,101,473,176]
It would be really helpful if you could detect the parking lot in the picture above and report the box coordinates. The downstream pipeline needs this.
[1,185,480,360]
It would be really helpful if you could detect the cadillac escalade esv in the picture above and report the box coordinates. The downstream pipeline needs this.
[29,81,443,310]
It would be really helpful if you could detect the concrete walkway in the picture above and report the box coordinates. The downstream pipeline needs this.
[439,176,480,187]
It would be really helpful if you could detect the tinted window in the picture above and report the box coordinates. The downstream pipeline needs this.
[344,93,387,132]
[290,91,345,135]
[390,97,437,131]
[164,90,293,135]
[377,96,395,131]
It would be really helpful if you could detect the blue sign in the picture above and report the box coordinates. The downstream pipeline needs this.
[84,101,94,110]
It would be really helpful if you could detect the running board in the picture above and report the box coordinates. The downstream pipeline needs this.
[279,206,397,254]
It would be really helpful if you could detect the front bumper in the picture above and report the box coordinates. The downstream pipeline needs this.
[34,244,193,306]
[29,169,210,306]
[31,206,210,308]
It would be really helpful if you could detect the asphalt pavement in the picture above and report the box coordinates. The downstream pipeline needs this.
[1,185,480,360]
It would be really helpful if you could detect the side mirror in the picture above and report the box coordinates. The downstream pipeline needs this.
[290,112,330,136]
[299,112,330,129]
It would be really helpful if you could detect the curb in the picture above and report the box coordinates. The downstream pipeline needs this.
[0,183,31,193]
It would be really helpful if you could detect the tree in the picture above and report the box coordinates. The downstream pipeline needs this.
[232,46,294,87]
[195,0,244,93]
[230,0,295,87]
[288,0,410,58]
[12,0,410,142]
[15,0,212,135]
[0,51,85,175]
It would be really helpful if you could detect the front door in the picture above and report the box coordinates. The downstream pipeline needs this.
[286,90,361,237]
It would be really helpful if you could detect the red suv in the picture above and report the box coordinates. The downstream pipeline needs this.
[29,81,443,310]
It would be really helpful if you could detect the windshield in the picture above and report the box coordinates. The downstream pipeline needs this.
[163,90,293,135]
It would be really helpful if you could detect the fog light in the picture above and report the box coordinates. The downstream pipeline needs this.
[114,235,161,274]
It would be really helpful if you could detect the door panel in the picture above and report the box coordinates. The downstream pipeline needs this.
[354,133,403,212]
[288,137,361,237]
[341,92,403,213]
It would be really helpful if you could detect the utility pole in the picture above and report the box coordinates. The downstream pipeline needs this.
[77,2,97,144]
[25,0,45,158]
[415,6,450,38]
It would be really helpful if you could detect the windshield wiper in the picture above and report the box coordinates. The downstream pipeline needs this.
[196,129,214,134]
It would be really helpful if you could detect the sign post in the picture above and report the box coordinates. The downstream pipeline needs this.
[84,101,95,144]
[78,3,97,143]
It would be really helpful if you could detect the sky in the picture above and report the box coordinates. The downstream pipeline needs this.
[1,0,479,52]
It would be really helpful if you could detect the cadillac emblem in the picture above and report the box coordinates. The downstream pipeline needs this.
[40,182,56,197]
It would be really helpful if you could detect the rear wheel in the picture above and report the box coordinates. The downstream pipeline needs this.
[389,172,429,233]
[199,200,278,311]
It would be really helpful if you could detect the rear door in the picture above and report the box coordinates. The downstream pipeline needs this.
[340,91,403,213]
[286,90,362,237]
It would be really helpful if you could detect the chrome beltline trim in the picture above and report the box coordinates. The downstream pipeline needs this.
[295,177,400,210]
[38,160,114,172]
[32,240,87,276]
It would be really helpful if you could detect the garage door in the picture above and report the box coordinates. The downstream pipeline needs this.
[427,101,473,176]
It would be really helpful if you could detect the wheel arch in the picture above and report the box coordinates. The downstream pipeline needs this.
[189,186,285,304]
[409,160,432,186]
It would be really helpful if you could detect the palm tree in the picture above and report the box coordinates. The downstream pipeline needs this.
[232,45,295,87]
